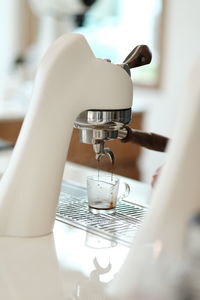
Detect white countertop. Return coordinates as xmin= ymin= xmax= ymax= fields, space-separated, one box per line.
xmin=0 ymin=150 xmax=151 ymax=299
xmin=0 ymin=220 xmax=130 ymax=299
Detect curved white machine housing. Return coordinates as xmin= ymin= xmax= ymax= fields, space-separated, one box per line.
xmin=0 ymin=33 xmax=133 ymax=237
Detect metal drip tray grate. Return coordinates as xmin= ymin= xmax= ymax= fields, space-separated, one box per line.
xmin=56 ymin=181 xmax=148 ymax=246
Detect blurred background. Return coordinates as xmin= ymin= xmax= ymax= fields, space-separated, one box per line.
xmin=0 ymin=0 xmax=200 ymax=183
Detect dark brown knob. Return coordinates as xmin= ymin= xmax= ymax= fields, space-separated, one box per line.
xmin=123 ymin=45 xmax=152 ymax=69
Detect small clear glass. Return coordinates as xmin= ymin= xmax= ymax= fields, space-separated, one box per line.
xmin=87 ymin=175 xmax=130 ymax=214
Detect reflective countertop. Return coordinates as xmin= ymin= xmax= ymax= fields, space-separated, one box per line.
xmin=0 ymin=150 xmax=151 ymax=299
xmin=0 ymin=221 xmax=130 ymax=299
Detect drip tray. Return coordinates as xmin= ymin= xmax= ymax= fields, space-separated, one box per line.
xmin=56 ymin=181 xmax=148 ymax=247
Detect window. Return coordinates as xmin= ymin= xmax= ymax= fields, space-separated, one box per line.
xmin=75 ymin=0 xmax=165 ymax=87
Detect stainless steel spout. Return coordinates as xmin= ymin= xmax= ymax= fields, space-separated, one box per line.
xmin=93 ymin=140 xmax=115 ymax=163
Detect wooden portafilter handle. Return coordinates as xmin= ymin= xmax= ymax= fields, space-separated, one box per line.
xmin=120 ymin=127 xmax=169 ymax=152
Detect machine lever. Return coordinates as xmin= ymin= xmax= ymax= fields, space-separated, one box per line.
xmin=123 ymin=45 xmax=152 ymax=69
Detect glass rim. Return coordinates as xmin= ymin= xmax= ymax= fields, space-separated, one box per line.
xmin=87 ymin=174 xmax=119 ymax=182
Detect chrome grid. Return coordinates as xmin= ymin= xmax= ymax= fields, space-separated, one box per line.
xmin=56 ymin=181 xmax=148 ymax=246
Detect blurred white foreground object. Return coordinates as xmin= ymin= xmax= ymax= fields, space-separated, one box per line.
xmin=108 ymin=60 xmax=200 ymax=299
xmin=0 ymin=0 xmax=30 ymax=80
xmin=28 ymin=0 xmax=96 ymax=65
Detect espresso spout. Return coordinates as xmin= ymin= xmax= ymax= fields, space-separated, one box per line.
xmin=93 ymin=140 xmax=115 ymax=164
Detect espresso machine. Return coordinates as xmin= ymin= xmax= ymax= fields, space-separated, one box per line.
xmin=0 ymin=32 xmax=170 ymax=238
xmin=0 ymin=33 xmax=155 ymax=237
xmin=75 ymin=45 xmax=168 ymax=163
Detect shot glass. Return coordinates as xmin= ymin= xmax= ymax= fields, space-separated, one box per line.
xmin=87 ymin=175 xmax=130 ymax=214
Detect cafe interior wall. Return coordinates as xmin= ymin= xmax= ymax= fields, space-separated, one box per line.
xmin=135 ymin=0 xmax=200 ymax=183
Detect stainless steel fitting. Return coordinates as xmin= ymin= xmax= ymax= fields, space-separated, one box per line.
xmin=74 ymin=108 xmax=131 ymax=162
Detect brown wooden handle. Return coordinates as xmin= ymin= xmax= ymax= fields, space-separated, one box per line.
xmin=121 ymin=128 xmax=169 ymax=152
xmin=123 ymin=45 xmax=152 ymax=69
